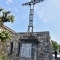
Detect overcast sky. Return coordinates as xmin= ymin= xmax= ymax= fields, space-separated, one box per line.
xmin=0 ymin=0 xmax=60 ymax=44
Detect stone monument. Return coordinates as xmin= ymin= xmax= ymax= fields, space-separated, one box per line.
xmin=7 ymin=31 xmax=53 ymax=60
xmin=7 ymin=0 xmax=53 ymax=60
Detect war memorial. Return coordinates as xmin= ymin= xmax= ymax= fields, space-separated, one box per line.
xmin=0 ymin=0 xmax=53 ymax=60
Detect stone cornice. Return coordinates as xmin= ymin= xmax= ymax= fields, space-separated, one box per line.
xmin=2 ymin=25 xmax=16 ymax=33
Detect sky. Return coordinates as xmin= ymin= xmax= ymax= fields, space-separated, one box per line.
xmin=0 ymin=0 xmax=60 ymax=44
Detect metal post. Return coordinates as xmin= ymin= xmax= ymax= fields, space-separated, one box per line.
xmin=28 ymin=4 xmax=34 ymax=33
xmin=22 ymin=0 xmax=44 ymax=35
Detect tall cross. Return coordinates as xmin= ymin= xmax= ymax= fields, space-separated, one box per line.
xmin=22 ymin=0 xmax=44 ymax=34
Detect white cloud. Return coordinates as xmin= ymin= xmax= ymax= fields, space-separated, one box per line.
xmin=14 ymin=8 xmax=19 ymax=12
xmin=37 ymin=10 xmax=47 ymax=22
xmin=37 ymin=10 xmax=44 ymax=19
xmin=6 ymin=0 xmax=13 ymax=5
xmin=35 ymin=6 xmax=48 ymax=23
xmin=43 ymin=19 xmax=47 ymax=22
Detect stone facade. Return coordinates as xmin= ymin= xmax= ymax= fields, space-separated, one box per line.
xmin=0 ymin=25 xmax=53 ymax=60
xmin=0 ymin=25 xmax=16 ymax=56
xmin=7 ymin=31 xmax=53 ymax=60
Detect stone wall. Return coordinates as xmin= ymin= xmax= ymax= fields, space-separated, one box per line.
xmin=7 ymin=31 xmax=53 ymax=60
xmin=0 ymin=25 xmax=16 ymax=57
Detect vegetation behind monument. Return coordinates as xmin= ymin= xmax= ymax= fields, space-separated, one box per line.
xmin=51 ymin=40 xmax=60 ymax=52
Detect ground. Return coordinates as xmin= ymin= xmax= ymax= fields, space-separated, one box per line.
xmin=53 ymin=54 xmax=60 ymax=60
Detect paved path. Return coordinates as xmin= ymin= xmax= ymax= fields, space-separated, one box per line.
xmin=53 ymin=57 xmax=60 ymax=60
xmin=53 ymin=54 xmax=60 ymax=60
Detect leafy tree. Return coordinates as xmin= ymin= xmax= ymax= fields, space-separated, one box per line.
xmin=0 ymin=8 xmax=14 ymax=59
xmin=0 ymin=30 xmax=11 ymax=59
xmin=58 ymin=45 xmax=60 ymax=52
xmin=0 ymin=8 xmax=14 ymax=41
xmin=0 ymin=8 xmax=14 ymax=26
xmin=51 ymin=40 xmax=59 ymax=50
xmin=0 ymin=30 xmax=10 ymax=42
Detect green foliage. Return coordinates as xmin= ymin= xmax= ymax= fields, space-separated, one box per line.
xmin=59 ymin=45 xmax=60 ymax=52
xmin=0 ymin=15 xmax=14 ymax=22
xmin=0 ymin=21 xmax=2 ymax=25
xmin=6 ymin=15 xmax=14 ymax=23
xmin=0 ymin=15 xmax=3 ymax=26
xmin=0 ymin=8 xmax=14 ymax=26
xmin=0 ymin=56 xmax=8 ymax=60
xmin=51 ymin=40 xmax=59 ymax=50
xmin=0 ymin=8 xmax=14 ymax=42
xmin=0 ymin=30 xmax=10 ymax=42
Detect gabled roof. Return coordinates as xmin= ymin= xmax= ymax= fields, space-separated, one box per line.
xmin=2 ymin=25 xmax=16 ymax=33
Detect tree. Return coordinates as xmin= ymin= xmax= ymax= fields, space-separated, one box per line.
xmin=51 ymin=40 xmax=59 ymax=51
xmin=0 ymin=8 xmax=14 ymax=59
xmin=0 ymin=8 xmax=14 ymax=26
xmin=58 ymin=45 xmax=60 ymax=52
xmin=0 ymin=8 xmax=14 ymax=42
xmin=0 ymin=30 xmax=10 ymax=42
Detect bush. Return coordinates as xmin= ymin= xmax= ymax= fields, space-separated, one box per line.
xmin=0 ymin=30 xmax=10 ymax=42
